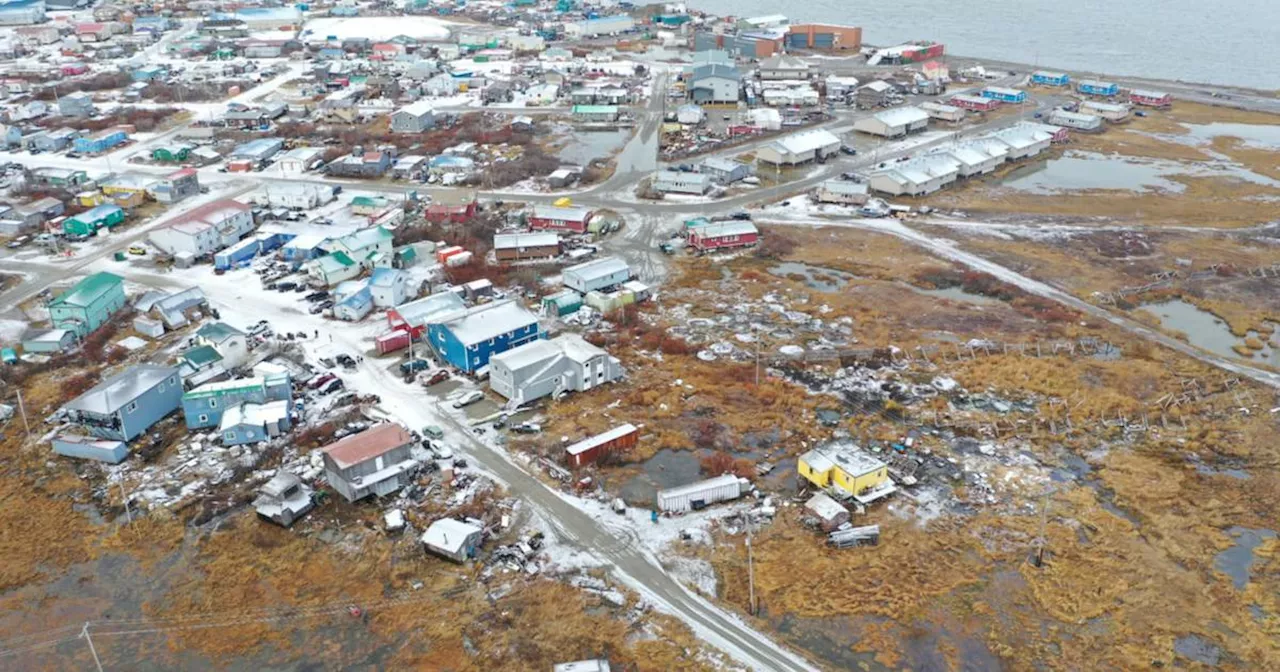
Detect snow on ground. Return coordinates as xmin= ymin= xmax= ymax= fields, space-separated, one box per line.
xmin=301 ymin=16 xmax=457 ymax=44
xmin=0 ymin=318 xmax=27 ymax=342
xmin=665 ymin=555 xmax=719 ymax=598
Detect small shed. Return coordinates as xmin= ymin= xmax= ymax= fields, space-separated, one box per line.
xmin=541 ymin=289 xmax=583 ymax=316
xmin=565 ymin=424 xmax=638 ymax=468
xmin=656 ymin=474 xmax=748 ymax=513
xmin=804 ymin=492 xmax=850 ymax=531
xmin=422 ymin=518 xmax=484 ymax=563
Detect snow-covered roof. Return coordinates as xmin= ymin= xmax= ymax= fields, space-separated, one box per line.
xmin=805 ymin=492 xmax=848 ymax=521
xmin=556 ymin=333 xmax=606 ymax=364
xmin=493 ymin=231 xmax=559 ymax=250
xmin=658 ymin=474 xmax=743 ymax=500
xmin=436 ymin=301 xmax=539 ymax=346
xmin=987 ymin=125 xmax=1052 ymax=149
xmin=772 ymin=128 xmax=841 ymax=155
xmin=566 ymin=424 xmax=636 ymax=457
xmin=564 ymin=255 xmax=630 ymax=283
xmin=700 ymin=157 xmax=744 ymax=173
xmin=532 ymin=204 xmax=592 ymax=222
xmin=421 ymin=518 xmax=482 ymax=554
xmin=220 ymin=399 xmax=289 ymax=430
xmin=490 ymin=337 xmax=562 ymax=374
xmin=872 ymin=106 xmax=929 ymax=128
xmin=690 ymin=221 xmax=758 ymax=239
xmin=392 ymin=291 xmax=466 ymax=327
xmin=64 ymin=365 xmax=177 ymax=416
xmin=819 ymin=180 xmax=869 ymax=196
xmin=395 ymin=99 xmax=436 ymax=117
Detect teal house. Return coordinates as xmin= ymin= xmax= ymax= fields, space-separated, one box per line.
xmin=49 ymin=272 xmax=126 ymax=338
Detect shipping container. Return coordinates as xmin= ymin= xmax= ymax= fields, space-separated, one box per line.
xmin=445 ymin=250 xmax=474 ymax=267
xmin=435 ymin=245 xmax=463 ymax=263
xmin=376 ymin=330 xmax=411 ymax=355
xmin=657 ymin=474 xmax=747 ymax=513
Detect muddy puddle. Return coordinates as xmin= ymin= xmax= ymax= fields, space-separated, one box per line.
xmin=556 ymin=129 xmax=632 ymax=165
xmin=768 ymin=262 xmax=856 ymax=291
xmin=618 ymin=449 xmax=709 ymax=505
xmin=1000 ymin=150 xmax=1280 ymax=193
xmin=1215 ymin=526 xmax=1276 ymax=590
xmin=1141 ymin=299 xmax=1280 ymax=365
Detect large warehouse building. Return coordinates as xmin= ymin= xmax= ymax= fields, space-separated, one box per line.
xmin=0 ymin=0 xmax=46 ymax=26
xmin=786 ymin=24 xmax=862 ymax=51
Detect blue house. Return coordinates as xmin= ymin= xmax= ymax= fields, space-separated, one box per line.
xmin=181 ymin=372 xmax=291 ymax=429
xmin=60 ymin=365 xmax=183 ymax=443
xmin=220 ymin=399 xmax=291 ymax=446
xmin=214 ymin=232 xmax=296 ymax=271
xmin=980 ymin=87 xmax=1027 ymax=103
xmin=427 ymin=301 xmax=542 ymax=374
xmin=333 ymin=285 xmax=374 ymax=322
xmin=1076 ymin=79 xmax=1118 ymax=97
xmin=1031 ymin=71 xmax=1070 ymax=87
xmin=73 ymin=128 xmax=128 ymax=155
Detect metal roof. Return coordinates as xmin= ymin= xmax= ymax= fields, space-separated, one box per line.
xmin=819 ymin=179 xmax=869 ymax=195
xmin=532 ymin=204 xmax=592 ymax=222
xmin=196 ymin=321 xmax=244 ymax=343
xmin=690 ymin=221 xmax=758 ymax=238
xmin=64 ymin=364 xmax=177 ymax=416
xmin=494 ymin=231 xmax=559 ymax=250
xmin=490 ymin=338 xmax=563 ymax=374
xmin=657 ymin=474 xmax=742 ymax=500
xmin=219 ymin=399 xmax=289 ymax=430
xmin=395 ymin=100 xmax=435 ymax=117
xmin=564 ymin=255 xmax=630 ymax=283
xmin=437 ymin=301 xmax=540 ymax=346
xmin=183 ymin=376 xmax=267 ymax=400
xmin=393 ymin=291 xmax=467 ymax=327
xmin=323 ymin=423 xmax=412 ymax=469
xmin=51 ymin=272 xmax=122 ymax=309
xmin=566 ymin=424 xmax=637 ymax=456
xmin=421 ymin=518 xmax=482 ymax=554
xmin=771 ymin=128 xmax=841 ymax=155
xmin=872 ymin=106 xmax=930 ymax=128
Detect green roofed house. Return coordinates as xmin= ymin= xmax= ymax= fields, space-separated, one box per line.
xmin=350 ymin=195 xmax=392 ymax=216
xmin=151 ymin=143 xmax=194 ymax=163
xmin=49 ymin=272 xmax=126 ymax=338
xmin=306 ymin=251 xmax=360 ymax=287
xmin=572 ymin=105 xmax=620 ymax=123
xmin=63 ymin=204 xmax=126 ymax=237
xmin=541 ymin=289 xmax=583 ymax=316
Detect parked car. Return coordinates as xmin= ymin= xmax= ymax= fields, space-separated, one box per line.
xmin=400 ymin=359 xmax=431 ymax=375
xmin=421 ymin=369 xmax=450 ymax=386
xmin=306 ymin=372 xmax=337 ymax=390
xmin=305 ymin=291 xmax=329 ymax=302
xmin=335 ymin=354 xmax=357 ymax=369
xmin=422 ymin=425 xmax=445 ymax=440
xmin=127 ymin=245 xmax=147 ymax=255
xmin=512 ymin=422 xmax=542 ymax=435
xmin=309 ymin=300 xmax=333 ymax=314
xmin=276 ymin=282 xmax=297 ymax=292
xmin=451 ymin=390 xmax=484 ymax=408
xmin=248 ymin=321 xmax=271 ymax=337
xmin=317 ymin=377 xmax=344 ymax=395
xmin=840 ymin=144 xmax=858 ymax=155
xmin=6 ymin=236 xmax=29 ymax=249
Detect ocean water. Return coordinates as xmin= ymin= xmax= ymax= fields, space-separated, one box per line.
xmin=683 ymin=0 xmax=1280 ymax=89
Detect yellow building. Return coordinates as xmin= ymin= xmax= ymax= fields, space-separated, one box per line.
xmin=798 ymin=442 xmax=895 ymax=504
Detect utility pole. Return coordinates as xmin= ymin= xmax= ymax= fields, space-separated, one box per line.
xmin=120 ymin=481 xmax=132 ymax=524
xmin=80 ymin=622 xmax=104 ymax=672
xmin=15 ymin=388 xmax=30 ymax=437
xmin=1030 ymin=488 xmax=1052 ymax=567
xmin=747 ymin=514 xmax=752 ymax=611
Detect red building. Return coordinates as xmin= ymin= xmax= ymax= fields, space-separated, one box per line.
xmin=424 ymin=198 xmax=478 ymax=224
xmin=528 ymin=204 xmax=593 ymax=234
xmin=688 ymin=221 xmax=760 ymax=253
xmin=1130 ymin=89 xmax=1173 ymax=109
xmin=949 ymin=94 xmax=1000 ymax=112
xmin=566 ymin=424 xmax=638 ymax=468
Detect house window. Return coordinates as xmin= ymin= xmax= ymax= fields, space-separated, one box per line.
xmin=225 ymin=431 xmax=236 ymax=441
xmin=209 ymin=398 xmax=218 ymax=408
xmin=126 ymin=401 xmax=137 ymax=414
xmin=158 ymin=383 xmax=164 ymax=393
xmin=199 ymin=414 xmax=209 ymax=423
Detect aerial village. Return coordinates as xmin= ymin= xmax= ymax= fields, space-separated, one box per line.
xmin=0 ymin=1 xmax=1277 ymax=670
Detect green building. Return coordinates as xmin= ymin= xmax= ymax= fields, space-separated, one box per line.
xmin=151 ymin=144 xmax=193 ymax=163
xmin=63 ymin=204 xmax=125 ymax=237
xmin=49 ymin=272 xmax=126 ymax=337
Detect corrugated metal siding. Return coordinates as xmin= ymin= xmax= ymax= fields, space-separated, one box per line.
xmin=813 ymin=33 xmax=835 ymax=48
xmin=786 ymin=33 xmax=807 ymax=48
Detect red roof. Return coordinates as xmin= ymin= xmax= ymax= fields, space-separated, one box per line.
xmin=168 ymin=168 xmax=197 ymax=179
xmin=75 ymin=23 xmax=106 ymax=34
xmin=322 ymin=424 xmax=413 ymax=469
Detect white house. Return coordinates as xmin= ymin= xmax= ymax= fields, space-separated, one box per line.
xmin=1047 ymin=109 xmax=1103 ymax=132
xmin=369 ymin=267 xmax=411 ymax=308
xmin=940 ymin=140 xmax=1008 ymax=177
xmin=264 ymin=183 xmax=336 ymax=209
xmin=758 ymin=54 xmax=810 ymax=81
xmin=194 ymin=322 xmax=250 ymax=370
xmin=868 ymin=155 xmax=959 ymax=196
xmin=920 ymin=101 xmax=966 ymax=123
xmin=986 ymin=125 xmax=1053 ymax=159
xmin=755 ymin=129 xmax=841 ymax=166
xmin=852 ymin=106 xmax=930 ymax=137
xmin=149 ymin=200 xmax=254 ymax=258
xmin=275 ymin=147 xmax=326 ymax=176
xmin=652 ymin=170 xmax=712 ymax=195
xmin=489 ymin=333 xmax=623 ymax=404
xmin=814 ymin=180 xmax=870 ymax=205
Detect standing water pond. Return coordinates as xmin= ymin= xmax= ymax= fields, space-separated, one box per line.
xmin=1141 ymin=299 xmax=1279 ymax=365
xmin=1001 ymin=151 xmax=1280 ymax=194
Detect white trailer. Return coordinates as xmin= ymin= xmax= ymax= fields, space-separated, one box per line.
xmin=656 ymin=474 xmax=748 ymax=513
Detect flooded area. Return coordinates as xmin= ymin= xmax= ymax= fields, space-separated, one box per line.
xmin=555 ymin=129 xmax=632 ymax=165
xmin=617 ymin=449 xmax=708 ymax=505
xmin=768 ymin=262 xmax=856 ymax=291
xmin=1181 ymin=122 xmax=1280 ymax=149
xmin=1140 ymin=299 xmax=1280 ymax=365
xmin=1000 ymin=151 xmax=1280 ymax=194
xmin=1214 ymin=526 xmax=1276 ymax=590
